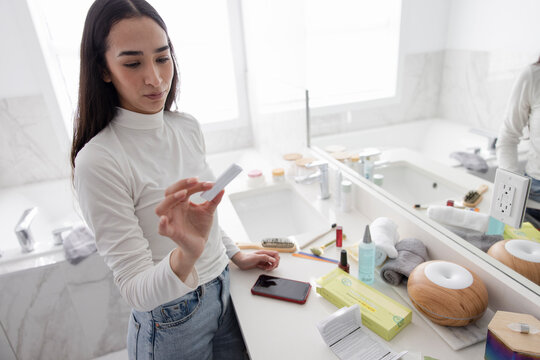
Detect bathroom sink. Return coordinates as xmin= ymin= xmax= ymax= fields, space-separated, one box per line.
xmin=374 ymin=161 xmax=468 ymax=206
xmin=225 ymin=183 xmax=331 ymax=244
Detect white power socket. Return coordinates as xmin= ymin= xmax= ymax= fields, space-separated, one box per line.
xmin=489 ymin=168 xmax=531 ymax=228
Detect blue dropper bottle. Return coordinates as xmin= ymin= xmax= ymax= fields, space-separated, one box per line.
xmin=358 ymin=225 xmax=375 ymax=285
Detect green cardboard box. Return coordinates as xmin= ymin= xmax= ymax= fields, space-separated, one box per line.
xmin=316 ymin=268 xmax=412 ymax=341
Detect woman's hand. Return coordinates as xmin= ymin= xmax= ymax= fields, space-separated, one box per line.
xmin=231 ymin=250 xmax=280 ymax=271
xmin=155 ymin=177 xmax=224 ymax=260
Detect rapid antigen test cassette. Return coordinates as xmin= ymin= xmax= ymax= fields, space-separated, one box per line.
xmin=201 ymin=163 xmax=243 ymax=201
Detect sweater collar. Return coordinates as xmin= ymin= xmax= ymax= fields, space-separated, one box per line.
xmin=114 ymin=107 xmax=164 ymax=129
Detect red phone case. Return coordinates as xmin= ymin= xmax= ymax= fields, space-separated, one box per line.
xmin=251 ymin=275 xmax=311 ymax=304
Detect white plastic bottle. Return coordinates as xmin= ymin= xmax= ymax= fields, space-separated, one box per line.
xmin=340 ymin=180 xmax=352 ymax=212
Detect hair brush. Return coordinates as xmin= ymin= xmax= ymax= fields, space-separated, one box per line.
xmin=463 ymin=184 xmax=488 ymax=207
xmin=236 ymin=238 xmax=297 ymax=252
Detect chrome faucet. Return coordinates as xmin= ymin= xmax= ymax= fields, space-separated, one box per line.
xmin=52 ymin=225 xmax=74 ymax=245
xmin=14 ymin=207 xmax=38 ymax=252
xmin=470 ymin=128 xmax=498 ymax=155
xmin=295 ymin=160 xmax=330 ymax=199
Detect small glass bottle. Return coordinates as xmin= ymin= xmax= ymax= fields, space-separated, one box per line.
xmin=295 ymin=157 xmax=316 ymax=177
xmin=272 ymin=168 xmax=285 ymax=183
xmin=349 ymin=153 xmax=362 ymax=175
xmin=363 ymin=155 xmax=374 ymax=181
xmin=335 ymin=225 xmax=343 ymax=256
xmin=282 ymin=153 xmax=302 ymax=179
xmin=358 ymin=225 xmax=375 ymax=285
xmin=338 ymin=249 xmax=350 ymax=273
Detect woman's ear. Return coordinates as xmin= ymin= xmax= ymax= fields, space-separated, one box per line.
xmin=102 ymin=68 xmax=112 ymax=83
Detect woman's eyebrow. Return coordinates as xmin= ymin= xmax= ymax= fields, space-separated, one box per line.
xmin=155 ymin=45 xmax=169 ymax=53
xmin=117 ymin=45 xmax=169 ymax=57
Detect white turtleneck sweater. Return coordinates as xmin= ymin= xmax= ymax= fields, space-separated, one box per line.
xmin=74 ymin=108 xmax=239 ymax=312
xmin=497 ymin=63 xmax=540 ymax=180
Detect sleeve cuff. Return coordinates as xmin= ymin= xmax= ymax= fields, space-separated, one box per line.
xmin=164 ymin=249 xmax=199 ymax=290
xmin=227 ymin=247 xmax=241 ymax=260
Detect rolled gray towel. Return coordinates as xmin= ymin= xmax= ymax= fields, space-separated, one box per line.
xmin=380 ymin=238 xmax=428 ymax=286
xmin=450 ymin=151 xmax=488 ymax=173
xmin=450 ymin=228 xmax=503 ymax=252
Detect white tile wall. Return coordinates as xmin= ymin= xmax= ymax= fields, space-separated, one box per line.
xmin=0 ymin=95 xmax=69 ymax=188
xmin=439 ymin=49 xmax=538 ymax=132
xmin=309 ymin=50 xmax=538 ymax=138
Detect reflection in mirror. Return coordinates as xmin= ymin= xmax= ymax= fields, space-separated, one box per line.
xmin=307 ymin=0 xmax=540 ymax=294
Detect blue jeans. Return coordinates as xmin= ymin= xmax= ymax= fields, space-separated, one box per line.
xmin=528 ymin=175 xmax=540 ymax=202
xmin=525 ymin=174 xmax=540 ymax=226
xmin=127 ymin=266 xmax=246 ymax=359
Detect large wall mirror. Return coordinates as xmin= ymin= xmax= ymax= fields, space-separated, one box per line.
xmin=307 ymin=0 xmax=540 ymax=295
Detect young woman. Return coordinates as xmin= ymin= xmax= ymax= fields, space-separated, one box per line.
xmin=71 ymin=1 xmax=280 ymax=358
xmin=497 ymin=58 xmax=540 ymax=225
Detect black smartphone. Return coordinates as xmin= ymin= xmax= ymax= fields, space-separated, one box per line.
xmin=251 ymin=274 xmax=311 ymax=304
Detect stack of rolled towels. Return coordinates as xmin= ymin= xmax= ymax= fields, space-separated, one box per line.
xmin=370 ymin=217 xmax=430 ymax=286
xmin=380 ymin=238 xmax=429 ymax=286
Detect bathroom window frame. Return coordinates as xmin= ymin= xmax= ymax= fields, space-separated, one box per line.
xmin=28 ymin=0 xmax=251 ymax=137
xmin=306 ymin=0 xmax=404 ymax=116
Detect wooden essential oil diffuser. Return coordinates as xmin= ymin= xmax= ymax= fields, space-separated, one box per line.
xmin=488 ymin=239 xmax=540 ymax=285
xmin=407 ymin=260 xmax=488 ymax=327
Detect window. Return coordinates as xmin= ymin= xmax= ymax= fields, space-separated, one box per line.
xmin=306 ymin=0 xmax=402 ymax=108
xmin=34 ymin=0 xmax=246 ymax=127
xmin=34 ymin=0 xmax=401 ymax=128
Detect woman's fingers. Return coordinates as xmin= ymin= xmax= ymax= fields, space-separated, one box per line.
xmin=253 ymin=252 xmax=280 ymax=270
xmin=254 ymin=250 xmax=280 ymax=261
xmin=204 ymin=190 xmax=225 ymax=212
xmin=186 ymin=181 xmax=213 ymax=198
xmin=156 ymin=182 xmax=214 ymax=216
xmin=158 ymin=215 xmax=170 ymax=237
xmin=164 ymin=177 xmax=198 ymax=196
xmin=155 ymin=189 xmax=188 ymax=216
xmin=164 ymin=177 xmax=212 ymax=197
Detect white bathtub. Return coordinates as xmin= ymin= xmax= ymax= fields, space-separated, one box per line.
xmin=311 ymin=118 xmax=528 ymax=180
xmin=0 ymin=179 xmax=129 ymax=360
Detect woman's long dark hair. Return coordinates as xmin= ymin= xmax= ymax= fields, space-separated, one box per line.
xmin=71 ymin=0 xmax=179 ymax=172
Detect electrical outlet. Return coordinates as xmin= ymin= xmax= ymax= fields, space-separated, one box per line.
xmin=489 ymin=168 xmax=531 ymax=229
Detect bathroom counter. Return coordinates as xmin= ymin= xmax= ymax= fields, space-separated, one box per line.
xmin=229 ymin=256 xmax=486 ymax=360
xmin=214 ymin=149 xmax=487 ymax=359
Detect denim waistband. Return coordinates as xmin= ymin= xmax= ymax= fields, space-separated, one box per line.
xmin=203 ymin=264 xmax=228 ymax=288
xmin=134 ymin=265 xmax=229 ymax=322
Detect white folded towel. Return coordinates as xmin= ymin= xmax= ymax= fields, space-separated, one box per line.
xmin=427 ymin=206 xmax=490 ymax=233
xmin=370 ymin=217 xmax=399 ymax=259
xmin=63 ymin=225 xmax=97 ymax=265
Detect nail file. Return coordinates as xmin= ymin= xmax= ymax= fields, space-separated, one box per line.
xmin=201 ymin=163 xmax=243 ymax=201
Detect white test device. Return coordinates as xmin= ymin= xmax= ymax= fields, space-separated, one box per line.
xmin=201 ymin=163 xmax=243 ymax=201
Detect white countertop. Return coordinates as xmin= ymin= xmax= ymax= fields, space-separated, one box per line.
xmin=214 ymin=149 xmax=486 ymax=360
